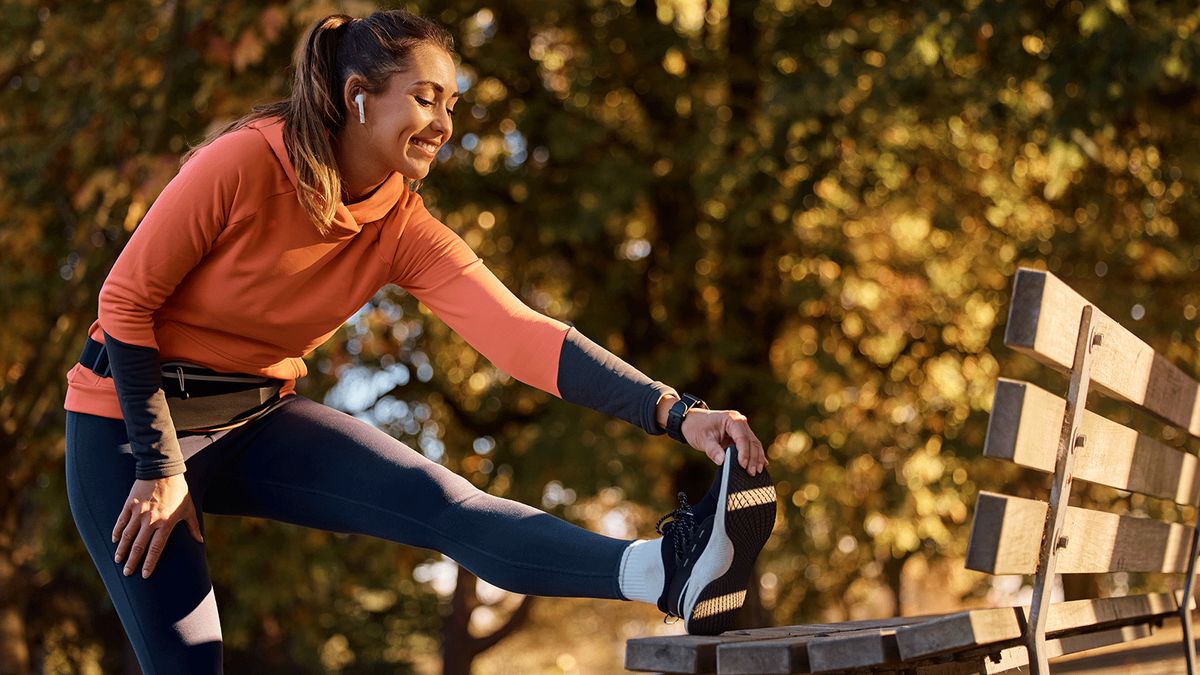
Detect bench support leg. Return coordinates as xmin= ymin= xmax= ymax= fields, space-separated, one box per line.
xmin=1025 ymin=305 xmax=1099 ymax=675
xmin=1181 ymin=524 xmax=1200 ymax=674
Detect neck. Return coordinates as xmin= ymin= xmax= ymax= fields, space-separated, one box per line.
xmin=334 ymin=126 xmax=391 ymax=202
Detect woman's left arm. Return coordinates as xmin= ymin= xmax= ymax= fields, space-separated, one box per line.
xmin=391 ymin=205 xmax=767 ymax=474
xmin=393 ymin=208 xmax=673 ymax=435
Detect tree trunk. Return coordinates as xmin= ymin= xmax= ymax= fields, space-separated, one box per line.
xmin=0 ymin=549 xmax=29 ymax=675
xmin=883 ymin=552 xmax=908 ymax=617
xmin=440 ymin=566 xmax=476 ymax=675
xmin=441 ymin=566 xmax=535 ymax=675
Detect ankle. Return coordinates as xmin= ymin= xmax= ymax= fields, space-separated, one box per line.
xmin=617 ymin=539 xmax=666 ymax=605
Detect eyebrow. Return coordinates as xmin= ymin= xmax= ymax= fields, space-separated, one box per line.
xmin=412 ymin=80 xmax=461 ymax=99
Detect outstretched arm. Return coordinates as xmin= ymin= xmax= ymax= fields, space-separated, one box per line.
xmin=392 ymin=209 xmax=675 ymax=434
xmin=391 ymin=204 xmax=769 ymax=474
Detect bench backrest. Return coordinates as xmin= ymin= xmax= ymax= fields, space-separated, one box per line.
xmin=965 ymin=267 xmax=1200 ymax=672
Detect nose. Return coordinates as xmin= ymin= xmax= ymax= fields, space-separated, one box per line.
xmin=431 ymin=107 xmax=452 ymax=140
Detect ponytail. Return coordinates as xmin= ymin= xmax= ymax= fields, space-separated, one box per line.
xmin=283 ymin=14 xmax=352 ymax=235
xmin=183 ymin=11 xmax=455 ymax=237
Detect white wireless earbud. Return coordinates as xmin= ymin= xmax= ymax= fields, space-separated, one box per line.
xmin=354 ymin=93 xmax=365 ymax=124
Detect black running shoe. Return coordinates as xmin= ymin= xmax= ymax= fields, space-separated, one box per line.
xmin=659 ymin=444 xmax=776 ymax=635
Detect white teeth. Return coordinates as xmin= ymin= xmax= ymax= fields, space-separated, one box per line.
xmin=410 ymin=139 xmax=437 ymax=153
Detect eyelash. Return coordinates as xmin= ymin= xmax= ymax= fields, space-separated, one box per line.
xmin=415 ymin=96 xmax=455 ymax=117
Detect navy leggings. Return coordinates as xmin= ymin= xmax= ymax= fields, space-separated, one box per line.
xmin=65 ymin=395 xmax=632 ymax=674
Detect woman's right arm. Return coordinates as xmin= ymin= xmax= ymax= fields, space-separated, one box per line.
xmin=98 ymin=130 xmax=257 ymax=479
xmin=100 ymin=129 xmax=262 ymax=579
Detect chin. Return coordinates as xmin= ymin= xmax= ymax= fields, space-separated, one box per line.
xmin=397 ymin=163 xmax=431 ymax=181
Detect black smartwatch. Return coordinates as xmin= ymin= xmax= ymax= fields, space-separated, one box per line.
xmin=666 ymin=393 xmax=708 ymax=444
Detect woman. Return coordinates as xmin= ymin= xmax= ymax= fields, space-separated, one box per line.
xmin=64 ymin=10 xmax=775 ymax=672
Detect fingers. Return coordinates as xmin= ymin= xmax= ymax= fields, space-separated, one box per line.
xmin=725 ymin=413 xmax=768 ymax=476
xmin=112 ymin=506 xmax=203 ymax=580
xmin=123 ymin=521 xmax=154 ymax=577
xmin=113 ymin=503 xmax=138 ymax=565
xmin=111 ymin=505 xmax=131 ymax=544
xmin=141 ymin=526 xmax=172 ymax=578
xmin=186 ymin=513 xmax=205 ymax=544
xmin=680 ymin=407 xmax=769 ymax=475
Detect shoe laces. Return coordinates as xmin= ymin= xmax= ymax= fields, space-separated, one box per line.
xmin=655 ymin=491 xmax=697 ymax=565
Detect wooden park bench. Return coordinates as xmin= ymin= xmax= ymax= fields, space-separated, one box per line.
xmin=626 ymin=266 xmax=1200 ymax=674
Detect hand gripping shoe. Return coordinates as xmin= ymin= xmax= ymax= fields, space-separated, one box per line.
xmin=655 ymin=444 xmax=776 ymax=635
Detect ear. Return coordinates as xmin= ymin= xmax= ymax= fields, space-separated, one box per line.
xmin=342 ymin=74 xmax=368 ymax=112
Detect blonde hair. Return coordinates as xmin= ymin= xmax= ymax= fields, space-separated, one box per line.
xmin=184 ymin=11 xmax=455 ymax=236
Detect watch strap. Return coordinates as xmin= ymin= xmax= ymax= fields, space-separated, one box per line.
xmin=666 ymin=393 xmax=707 ymax=443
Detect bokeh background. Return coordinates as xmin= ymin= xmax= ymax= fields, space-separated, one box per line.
xmin=3 ymin=0 xmax=1199 ymax=673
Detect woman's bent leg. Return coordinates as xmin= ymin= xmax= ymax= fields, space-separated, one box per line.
xmin=65 ymin=412 xmax=223 ymax=674
xmin=203 ymin=397 xmax=631 ymax=599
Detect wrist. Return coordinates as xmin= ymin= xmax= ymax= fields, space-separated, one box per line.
xmin=665 ymin=393 xmax=708 ymax=443
xmin=656 ymin=394 xmax=680 ymax=430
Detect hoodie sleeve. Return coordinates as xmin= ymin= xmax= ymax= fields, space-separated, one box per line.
xmin=104 ymin=332 xmax=186 ymax=479
xmin=96 ymin=131 xmax=259 ymax=477
xmin=391 ymin=206 xmax=676 ymax=435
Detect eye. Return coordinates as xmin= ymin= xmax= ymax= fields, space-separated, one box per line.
xmin=446 ymin=107 xmax=456 ymax=117
xmin=414 ymin=96 xmax=434 ymax=107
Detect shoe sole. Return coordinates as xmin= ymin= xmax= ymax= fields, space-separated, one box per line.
xmin=681 ymin=445 xmax=776 ymax=635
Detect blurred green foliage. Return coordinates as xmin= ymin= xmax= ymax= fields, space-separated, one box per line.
xmin=1 ymin=0 xmax=1198 ymax=672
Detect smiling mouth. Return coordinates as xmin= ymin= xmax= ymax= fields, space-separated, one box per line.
xmin=409 ymin=138 xmax=438 ymax=156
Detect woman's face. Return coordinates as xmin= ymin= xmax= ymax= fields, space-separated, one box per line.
xmin=358 ymin=44 xmax=458 ymax=181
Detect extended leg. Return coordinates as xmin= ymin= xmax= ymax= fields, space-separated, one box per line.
xmin=202 ymin=397 xmax=630 ymax=599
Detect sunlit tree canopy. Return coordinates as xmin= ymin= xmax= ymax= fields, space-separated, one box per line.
xmin=2 ymin=0 xmax=1197 ymax=671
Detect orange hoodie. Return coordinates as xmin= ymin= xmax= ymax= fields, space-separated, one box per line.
xmin=65 ymin=117 xmax=574 ymax=419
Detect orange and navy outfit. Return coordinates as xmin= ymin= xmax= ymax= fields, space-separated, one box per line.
xmin=65 ymin=116 xmax=676 ymax=479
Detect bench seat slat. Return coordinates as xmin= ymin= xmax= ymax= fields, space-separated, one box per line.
xmin=1005 ymin=267 xmax=1200 ymax=437
xmin=625 ymin=618 xmax=930 ymax=674
xmin=713 ymin=607 xmax=1162 ymax=675
xmin=806 ymin=626 xmax=902 ymax=672
xmin=895 ymin=593 xmax=1179 ymax=660
xmin=948 ymin=623 xmax=1157 ymax=675
xmin=715 ymin=615 xmax=992 ymax=674
xmin=626 ymin=633 xmax=783 ymax=674
xmin=714 ymin=622 xmax=920 ymax=675
xmin=986 ymin=378 xmax=1200 ymax=506
xmin=966 ymin=492 xmax=1194 ymax=574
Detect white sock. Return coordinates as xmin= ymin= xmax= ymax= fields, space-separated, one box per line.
xmin=618 ymin=538 xmax=665 ymax=604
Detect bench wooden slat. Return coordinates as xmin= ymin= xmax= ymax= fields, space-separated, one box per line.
xmin=986 ymin=378 xmax=1200 ymax=506
xmin=714 ymin=625 xmax=896 ymax=675
xmin=978 ymin=623 xmax=1155 ymax=674
xmin=966 ymin=492 xmax=1194 ymax=574
xmin=626 ymin=633 xmax=787 ymax=674
xmin=917 ymin=661 xmax=996 ymax=675
xmin=717 ymin=615 xmax=999 ymax=674
xmin=1005 ymin=267 xmax=1200 ymax=436
xmin=716 ymin=603 xmax=1164 ymax=675
xmin=714 ymin=620 xmax=925 ymax=675
xmin=894 ymin=592 xmax=1178 ymax=661
xmin=717 ymin=617 xmax=957 ymax=675
xmin=806 ymin=626 xmax=903 ymax=672
xmin=896 ymin=606 xmax=1023 ymax=661
xmin=626 ymin=619 xmax=924 ymax=674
